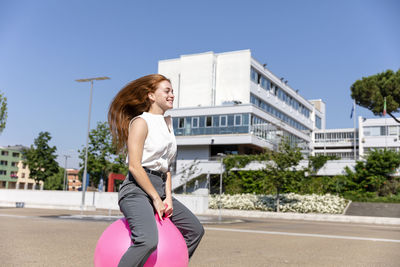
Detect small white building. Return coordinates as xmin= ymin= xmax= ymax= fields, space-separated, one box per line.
xmin=313 ymin=128 xmax=358 ymax=159
xmin=159 ymin=49 xmax=326 ymax=189
xmin=359 ymin=116 xmax=400 ymax=155
xmin=313 ymin=116 xmax=400 ymax=160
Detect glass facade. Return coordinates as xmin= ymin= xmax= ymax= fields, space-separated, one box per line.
xmin=250 ymin=94 xmax=309 ymax=131
xmin=251 ymin=67 xmax=311 ymax=118
xmin=315 ymin=115 xmax=322 ymax=129
xmin=172 ymin=113 xmax=304 ymax=145
xmin=173 ymin=113 xmax=250 ymax=136
xmin=315 ymin=131 xmax=358 ymax=143
xmin=364 ymin=126 xmax=399 ymax=137
xmin=315 ymin=152 xmax=357 ymax=159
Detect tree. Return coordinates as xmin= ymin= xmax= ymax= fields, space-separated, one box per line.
xmin=265 ymin=138 xmax=303 ymax=211
xmin=78 ymin=121 xmax=128 ymax=188
xmin=180 ymin=159 xmax=199 ymax=193
xmin=351 ymin=69 xmax=400 ymax=122
xmin=23 ymin=132 xmax=59 ymax=188
xmin=0 ymin=92 xmax=7 ymax=133
xmin=44 ymin=167 xmax=64 ymax=190
xmin=308 ymin=154 xmax=340 ymax=175
xmin=345 ymin=149 xmax=400 ymax=196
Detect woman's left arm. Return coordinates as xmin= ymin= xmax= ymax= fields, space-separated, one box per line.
xmin=163 ymin=171 xmax=173 ymax=217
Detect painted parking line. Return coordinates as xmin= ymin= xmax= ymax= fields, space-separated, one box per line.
xmin=205 ymin=227 xmax=400 ymax=243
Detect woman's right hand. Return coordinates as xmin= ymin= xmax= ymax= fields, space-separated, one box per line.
xmin=152 ymin=196 xmax=166 ymax=220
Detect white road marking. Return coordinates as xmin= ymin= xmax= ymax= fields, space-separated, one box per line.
xmin=0 ymin=214 xmax=31 ymax=219
xmin=205 ymin=227 xmax=400 ymax=243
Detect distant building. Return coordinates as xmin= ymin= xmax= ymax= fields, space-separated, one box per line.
xmin=359 ymin=116 xmax=400 ymax=155
xmin=66 ymin=169 xmax=81 ymax=191
xmin=0 ymin=145 xmax=42 ymax=190
xmin=312 ymin=116 xmax=400 ymax=160
xmin=313 ymin=128 xmax=358 ymax=159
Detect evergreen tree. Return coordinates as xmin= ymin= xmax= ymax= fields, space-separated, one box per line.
xmin=351 ymin=69 xmax=400 ymax=122
xmin=345 ymin=149 xmax=400 ymax=196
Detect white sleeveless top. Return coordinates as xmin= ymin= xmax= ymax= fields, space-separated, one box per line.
xmin=128 ymin=112 xmax=177 ymax=173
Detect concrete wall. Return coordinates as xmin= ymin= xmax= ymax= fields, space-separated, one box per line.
xmin=159 ymin=50 xmax=251 ymax=109
xmin=215 ymin=50 xmax=251 ymax=105
xmin=0 ymin=189 xmax=209 ymax=215
xmin=158 ymin=58 xmax=181 ymax=108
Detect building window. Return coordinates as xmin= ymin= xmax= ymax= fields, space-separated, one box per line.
xmin=10 ymin=171 xmax=17 ymax=178
xmin=234 ymin=114 xmax=242 ymax=126
xmin=250 ymin=67 xmax=258 ymax=83
xmin=315 ymin=115 xmax=322 ymax=129
xmin=192 ymin=117 xmax=199 ymax=128
xmin=0 ymin=170 xmax=6 ymax=175
xmin=227 ymin=115 xmax=234 ymax=126
xmin=0 ymin=160 xmax=7 ymax=166
xmin=220 ymin=116 xmax=227 ymax=127
xmin=389 ymin=126 xmax=397 ymax=136
xmin=12 ymin=152 xmax=19 ymax=157
xmin=22 ymin=173 xmax=25 ymax=178
xmin=364 ymin=126 xmax=387 ymax=136
xmin=22 ymin=164 xmax=26 ymax=169
xmin=11 ymin=162 xmax=18 ymax=167
xmin=178 ymin=118 xmax=185 ymax=128
xmin=1 ymin=151 xmax=8 ymax=156
xmin=212 ymin=115 xmax=219 ymax=127
xmin=206 ymin=116 xmax=212 ymax=127
xmin=260 ymin=76 xmax=269 ymax=90
xmin=250 ymin=94 xmax=309 ymax=131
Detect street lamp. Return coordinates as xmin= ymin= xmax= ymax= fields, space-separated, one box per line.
xmin=76 ymin=76 xmax=110 ymax=209
xmin=217 ymin=152 xmax=226 ymax=221
xmin=63 ymin=154 xmax=71 ymax=191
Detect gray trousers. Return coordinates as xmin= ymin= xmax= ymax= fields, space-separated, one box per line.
xmin=118 ymin=172 xmax=204 ymax=267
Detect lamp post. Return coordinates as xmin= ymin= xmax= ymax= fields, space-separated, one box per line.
xmin=63 ymin=154 xmax=71 ymax=191
xmin=75 ymin=76 xmax=110 ymax=209
xmin=217 ymin=152 xmax=226 ymax=221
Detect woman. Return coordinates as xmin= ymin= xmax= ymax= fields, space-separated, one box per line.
xmin=108 ymin=74 xmax=204 ymax=267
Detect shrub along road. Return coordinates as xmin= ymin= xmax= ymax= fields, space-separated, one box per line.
xmin=0 ymin=207 xmax=399 ymax=266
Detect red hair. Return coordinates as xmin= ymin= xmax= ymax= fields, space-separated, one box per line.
xmin=108 ymin=74 xmax=170 ymax=153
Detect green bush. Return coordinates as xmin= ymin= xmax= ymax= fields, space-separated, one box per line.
xmin=343 ymin=191 xmax=400 ymax=203
xmin=222 ymin=148 xmax=400 ymax=203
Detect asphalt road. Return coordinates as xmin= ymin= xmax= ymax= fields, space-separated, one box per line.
xmin=0 ymin=208 xmax=399 ymax=267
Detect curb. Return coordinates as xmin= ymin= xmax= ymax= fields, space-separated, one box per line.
xmin=200 ymin=209 xmax=400 ymax=226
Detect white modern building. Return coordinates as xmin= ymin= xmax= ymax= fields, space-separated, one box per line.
xmin=312 ymin=116 xmax=400 ymax=160
xmin=159 ymin=49 xmax=326 ymax=190
xmin=313 ymin=128 xmax=358 ymax=159
xmin=359 ymin=116 xmax=400 ymax=155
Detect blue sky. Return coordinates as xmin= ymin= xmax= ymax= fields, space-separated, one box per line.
xmin=1 ymin=0 xmax=399 ymax=169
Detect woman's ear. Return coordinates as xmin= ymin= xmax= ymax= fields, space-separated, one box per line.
xmin=148 ymin=92 xmax=155 ymax=102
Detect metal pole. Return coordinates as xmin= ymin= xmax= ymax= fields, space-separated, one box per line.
xmin=324 ymin=128 xmax=326 ymax=156
xmin=219 ymin=156 xmax=223 ymax=196
xmin=63 ymin=157 xmax=67 ymax=191
xmin=81 ymin=80 xmax=94 ymax=208
xmin=217 ymin=153 xmax=225 ymax=222
xmin=353 ymin=100 xmax=356 ymax=160
xmin=63 ymin=155 xmax=70 ymax=191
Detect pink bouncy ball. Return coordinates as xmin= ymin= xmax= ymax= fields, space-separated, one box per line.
xmin=94 ymin=215 xmax=189 ymax=267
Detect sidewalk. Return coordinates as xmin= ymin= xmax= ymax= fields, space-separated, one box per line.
xmin=2 ymin=203 xmax=400 ymax=226
xmin=201 ymin=208 xmax=400 ymax=226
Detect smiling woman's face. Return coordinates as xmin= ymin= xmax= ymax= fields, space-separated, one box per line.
xmin=150 ymin=80 xmax=174 ymax=111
